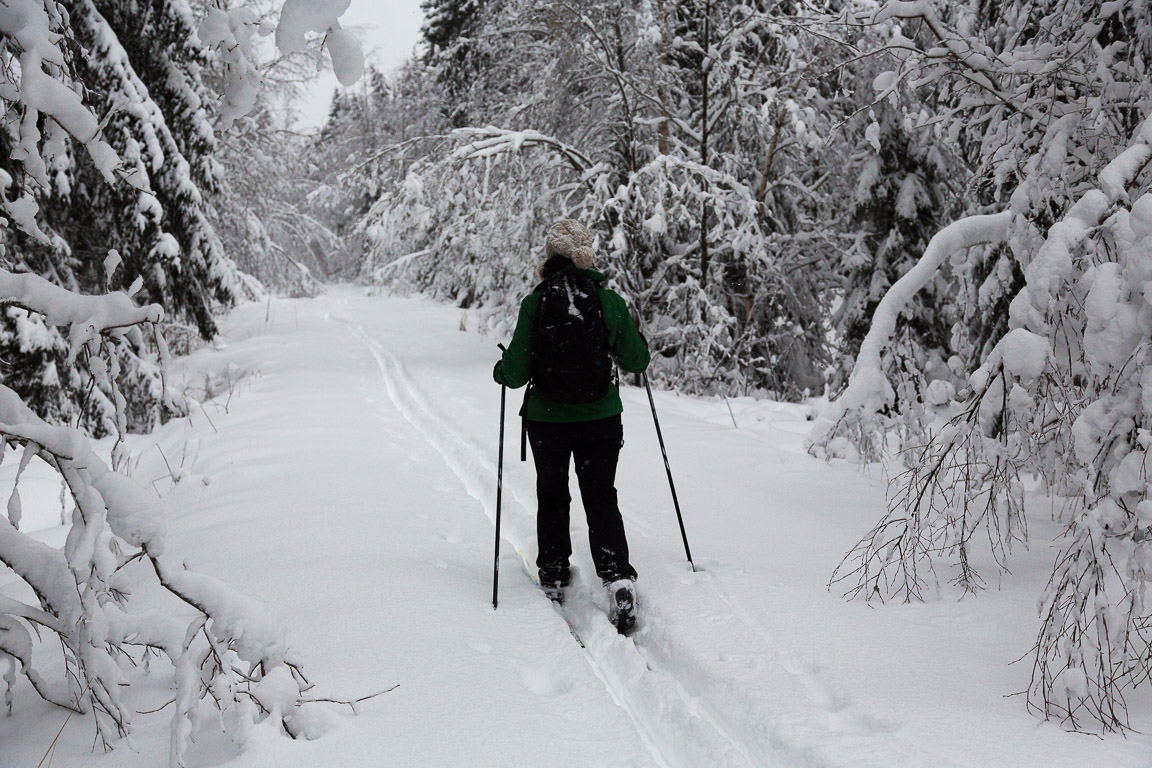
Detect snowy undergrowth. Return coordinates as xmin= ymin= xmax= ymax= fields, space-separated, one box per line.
xmin=5 ymin=288 xmax=1147 ymax=767
xmin=0 ymin=4 xmax=372 ymax=764
xmin=813 ymin=109 xmax=1152 ymax=729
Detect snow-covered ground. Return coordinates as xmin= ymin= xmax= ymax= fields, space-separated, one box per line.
xmin=2 ymin=287 xmax=1150 ymax=767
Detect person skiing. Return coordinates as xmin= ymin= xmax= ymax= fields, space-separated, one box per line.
xmin=493 ymin=219 xmax=650 ymax=633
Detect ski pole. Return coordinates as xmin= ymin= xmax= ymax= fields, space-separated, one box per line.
xmin=493 ymin=344 xmax=508 ymax=610
xmin=643 ymin=372 xmax=695 ymax=571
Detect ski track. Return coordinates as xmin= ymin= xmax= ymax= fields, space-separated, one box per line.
xmin=339 ymin=315 xmax=966 ymax=768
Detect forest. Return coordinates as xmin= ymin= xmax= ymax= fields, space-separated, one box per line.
xmin=0 ymin=0 xmax=1151 ymax=763
xmin=335 ymin=0 xmax=1152 ymax=732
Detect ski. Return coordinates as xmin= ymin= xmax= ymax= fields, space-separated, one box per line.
xmin=517 ymin=550 xmax=585 ymax=647
xmin=553 ymin=603 xmax=586 ymax=648
xmin=516 ymin=551 xmax=641 ymax=640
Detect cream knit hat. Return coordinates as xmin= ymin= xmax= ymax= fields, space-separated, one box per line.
xmin=544 ymin=219 xmax=597 ymax=271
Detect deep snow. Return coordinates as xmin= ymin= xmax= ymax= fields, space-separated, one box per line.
xmin=1 ymin=287 xmax=1149 ymax=767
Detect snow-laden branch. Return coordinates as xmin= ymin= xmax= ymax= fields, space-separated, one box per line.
xmin=812 ymin=115 xmax=1152 ymax=461
xmin=449 ymin=127 xmax=601 ymax=175
xmin=0 ymin=355 xmax=318 ymax=766
xmin=0 ymin=266 xmax=325 ymax=763
xmin=808 ymin=210 xmax=1013 ymax=451
xmin=1009 ymin=119 xmax=1152 ymax=334
xmin=0 ymin=0 xmax=120 ymax=240
xmin=0 ymin=0 xmax=363 ymax=240
xmin=827 ymin=109 xmax=1152 ymax=729
xmin=1021 ymin=117 xmax=1152 ymax=730
xmin=197 ymin=0 xmax=362 ymax=128
xmin=0 ymin=268 xmax=162 ymax=362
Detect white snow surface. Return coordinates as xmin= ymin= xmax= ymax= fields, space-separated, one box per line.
xmin=1 ymin=288 xmax=1149 ymax=767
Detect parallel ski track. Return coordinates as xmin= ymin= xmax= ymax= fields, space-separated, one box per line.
xmin=342 ymin=316 xmax=967 ymax=768
xmin=345 ymin=321 xmax=757 ymax=768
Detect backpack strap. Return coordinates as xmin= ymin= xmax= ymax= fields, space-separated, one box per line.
xmin=520 ymin=273 xmax=553 ymax=462
xmin=520 ymin=383 xmax=530 ymax=463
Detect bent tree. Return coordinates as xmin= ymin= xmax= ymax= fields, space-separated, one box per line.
xmin=811 ymin=0 xmax=1152 ymax=732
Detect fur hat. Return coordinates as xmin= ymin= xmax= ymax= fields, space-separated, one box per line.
xmin=544 ymin=219 xmax=597 ymax=271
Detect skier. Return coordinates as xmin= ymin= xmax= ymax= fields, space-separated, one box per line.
xmin=493 ymin=219 xmax=651 ymax=633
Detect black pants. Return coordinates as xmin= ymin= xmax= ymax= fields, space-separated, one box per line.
xmin=526 ymin=415 xmax=637 ymax=587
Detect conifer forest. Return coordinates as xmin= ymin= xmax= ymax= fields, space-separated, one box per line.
xmin=2 ymin=1 xmax=1152 ymax=766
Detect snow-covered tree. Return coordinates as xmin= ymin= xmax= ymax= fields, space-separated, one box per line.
xmin=420 ymin=0 xmax=490 ymax=126
xmin=812 ymin=0 xmax=1152 ymax=731
xmin=0 ymin=0 xmax=213 ymax=435
xmin=196 ymin=0 xmax=337 ymax=297
xmin=834 ymin=105 xmax=958 ymax=400
xmin=0 ymin=2 xmax=365 ymax=763
xmin=357 ymin=0 xmax=856 ymax=399
xmin=68 ymin=0 xmax=242 ymax=336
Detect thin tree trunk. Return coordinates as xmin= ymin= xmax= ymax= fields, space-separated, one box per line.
xmin=656 ymin=0 xmax=670 ymax=156
xmin=614 ymin=17 xmax=637 ymax=173
xmin=756 ymin=107 xmax=787 ymax=213
xmin=747 ymin=108 xmax=788 ymax=327
xmin=699 ymin=0 xmax=712 ymax=288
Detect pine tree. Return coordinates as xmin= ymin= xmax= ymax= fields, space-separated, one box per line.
xmin=66 ymin=0 xmax=239 ymax=337
xmin=0 ymin=0 xmax=243 ymax=434
xmin=420 ymin=0 xmax=490 ymax=126
xmin=835 ymin=106 xmax=957 ymax=397
xmin=421 ymin=0 xmax=486 ymax=59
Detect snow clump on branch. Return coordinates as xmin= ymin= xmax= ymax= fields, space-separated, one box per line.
xmin=815 ymin=0 xmax=1152 ymax=730
xmin=0 ymin=1 xmax=366 ymax=764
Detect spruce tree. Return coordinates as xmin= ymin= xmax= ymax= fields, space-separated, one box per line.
xmin=420 ymin=0 xmax=490 ymax=126
xmin=67 ymin=0 xmax=238 ymax=337
xmin=0 ymin=0 xmax=242 ymax=433
xmin=835 ymin=106 xmax=956 ymax=395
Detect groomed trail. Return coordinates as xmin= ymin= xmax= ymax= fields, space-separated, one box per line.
xmin=1 ymin=287 xmax=1148 ymax=768
xmin=341 ymin=310 xmax=957 ymax=768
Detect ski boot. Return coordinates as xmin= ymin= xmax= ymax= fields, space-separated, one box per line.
xmin=538 ymin=563 xmax=571 ymax=605
xmin=607 ymin=579 xmax=637 ymax=635
xmin=542 ymin=579 xmax=566 ymax=604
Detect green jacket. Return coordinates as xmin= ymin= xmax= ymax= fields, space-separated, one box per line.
xmin=493 ymin=266 xmax=650 ymax=422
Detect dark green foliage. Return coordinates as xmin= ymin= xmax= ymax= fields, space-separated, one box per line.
xmin=835 ymin=107 xmax=956 ymax=390
xmin=421 ymin=0 xmax=486 ymax=59
xmin=420 ymin=0 xmax=490 ymax=126
xmin=66 ymin=0 xmax=233 ymax=338
xmin=0 ymin=0 xmax=238 ymax=433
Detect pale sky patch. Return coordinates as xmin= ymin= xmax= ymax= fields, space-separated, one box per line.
xmin=295 ymin=0 xmax=426 ymax=132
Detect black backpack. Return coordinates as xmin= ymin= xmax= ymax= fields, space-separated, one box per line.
xmin=530 ymin=271 xmax=613 ymax=403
